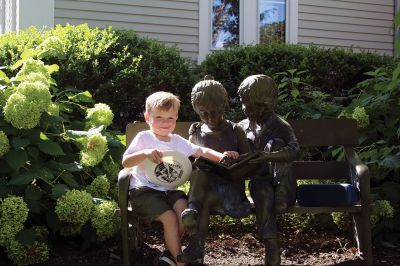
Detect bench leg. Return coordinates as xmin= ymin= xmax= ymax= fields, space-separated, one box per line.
xmin=352 ymin=212 xmax=373 ymax=266
xmin=121 ymin=210 xmax=131 ymax=266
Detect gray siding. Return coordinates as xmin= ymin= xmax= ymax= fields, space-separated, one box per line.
xmin=54 ymin=0 xmax=199 ymax=60
xmin=298 ymin=0 xmax=394 ymax=56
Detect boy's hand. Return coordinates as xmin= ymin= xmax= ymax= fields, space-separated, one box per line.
xmin=144 ymin=149 xmax=163 ymax=164
xmin=222 ymin=151 xmax=239 ymax=159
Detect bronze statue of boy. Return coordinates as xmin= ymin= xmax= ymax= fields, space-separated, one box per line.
xmin=177 ymin=77 xmax=252 ymax=264
xmin=238 ymin=74 xmax=300 ymax=266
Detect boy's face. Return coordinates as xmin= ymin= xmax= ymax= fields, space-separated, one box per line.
xmin=195 ymin=104 xmax=225 ymax=130
xmin=144 ymin=107 xmax=178 ymax=137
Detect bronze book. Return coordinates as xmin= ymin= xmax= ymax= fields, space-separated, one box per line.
xmin=193 ymin=152 xmax=260 ymax=180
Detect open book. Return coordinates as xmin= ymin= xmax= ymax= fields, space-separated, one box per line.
xmin=193 ymin=152 xmax=260 ymax=180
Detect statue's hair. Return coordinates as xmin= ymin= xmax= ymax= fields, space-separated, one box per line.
xmin=191 ymin=78 xmax=229 ymax=112
xmin=145 ymin=91 xmax=180 ymax=113
xmin=237 ymin=74 xmax=278 ymax=112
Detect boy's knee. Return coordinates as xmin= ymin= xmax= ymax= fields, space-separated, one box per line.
xmin=159 ymin=210 xmax=179 ymax=226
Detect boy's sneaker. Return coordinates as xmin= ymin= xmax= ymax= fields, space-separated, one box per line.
xmin=181 ymin=208 xmax=199 ymax=229
xmin=158 ymin=250 xmax=176 ymax=266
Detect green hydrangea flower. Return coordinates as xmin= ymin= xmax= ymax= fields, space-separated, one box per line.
xmin=0 ymin=196 xmax=29 ymax=247
xmin=0 ymin=196 xmax=29 ymax=225
xmin=36 ymin=36 xmax=65 ymax=59
xmin=80 ymin=133 xmax=108 ymax=167
xmin=0 ymin=87 xmax=14 ymax=108
xmin=86 ymin=175 xmax=110 ymax=199
xmin=0 ymin=130 xmax=10 ymax=157
xmin=6 ymin=240 xmax=49 ymax=266
xmin=91 ymin=200 xmax=120 ymax=241
xmin=3 ymin=93 xmax=42 ymax=129
xmin=47 ymin=102 xmax=60 ymax=116
xmin=55 ymin=190 xmax=94 ymax=226
xmin=102 ymin=157 xmax=120 ymax=183
xmin=352 ymin=106 xmax=370 ymax=128
xmin=86 ymin=103 xmax=114 ymax=128
xmin=23 ymin=72 xmax=49 ymax=85
xmin=15 ymin=58 xmax=50 ymax=81
xmin=0 ymin=223 xmax=24 ymax=247
xmin=17 ymin=81 xmax=51 ymax=112
xmin=370 ymin=199 xmax=394 ymax=227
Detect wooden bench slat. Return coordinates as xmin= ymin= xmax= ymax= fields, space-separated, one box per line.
xmin=293 ymin=161 xmax=350 ymax=180
xmin=288 ymin=118 xmax=358 ymax=147
xmin=287 ymin=204 xmax=362 ymax=214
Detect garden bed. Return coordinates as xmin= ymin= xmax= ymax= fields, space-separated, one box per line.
xmin=1 ymin=219 xmax=398 ymax=266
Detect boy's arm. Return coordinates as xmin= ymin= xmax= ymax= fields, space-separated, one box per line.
xmin=122 ymin=149 xmax=163 ymax=168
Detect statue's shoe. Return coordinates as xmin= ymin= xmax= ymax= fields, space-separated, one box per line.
xmin=181 ymin=208 xmax=199 ymax=229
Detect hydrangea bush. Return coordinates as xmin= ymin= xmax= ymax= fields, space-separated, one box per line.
xmin=0 ymin=35 xmax=125 ymax=264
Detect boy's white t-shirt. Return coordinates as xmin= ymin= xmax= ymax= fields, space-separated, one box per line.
xmin=123 ymin=130 xmax=200 ymax=191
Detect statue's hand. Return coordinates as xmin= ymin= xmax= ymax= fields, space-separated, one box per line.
xmin=248 ymin=151 xmax=270 ymax=164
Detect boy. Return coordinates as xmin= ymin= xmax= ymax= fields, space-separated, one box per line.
xmin=122 ymin=91 xmax=238 ymax=266
xmin=177 ymin=77 xmax=252 ymax=264
xmin=237 ymin=74 xmax=299 ymax=266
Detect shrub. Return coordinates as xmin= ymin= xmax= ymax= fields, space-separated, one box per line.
xmin=197 ymin=43 xmax=392 ymax=120
xmin=0 ymin=25 xmax=196 ymax=129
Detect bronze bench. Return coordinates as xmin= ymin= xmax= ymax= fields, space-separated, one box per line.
xmin=118 ymin=118 xmax=372 ymax=266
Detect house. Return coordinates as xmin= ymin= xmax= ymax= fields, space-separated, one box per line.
xmin=1 ymin=0 xmax=398 ymax=63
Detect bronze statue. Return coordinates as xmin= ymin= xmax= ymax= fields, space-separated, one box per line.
xmin=177 ymin=77 xmax=252 ymax=264
xmin=237 ymin=74 xmax=300 ymax=266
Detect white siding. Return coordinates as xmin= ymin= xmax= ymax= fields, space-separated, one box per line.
xmin=54 ymin=0 xmax=199 ymax=60
xmin=298 ymin=0 xmax=395 ymax=56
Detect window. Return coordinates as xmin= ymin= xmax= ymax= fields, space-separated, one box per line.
xmin=211 ymin=0 xmax=239 ymax=48
xmin=199 ymin=0 xmax=298 ymax=63
xmin=259 ymin=0 xmax=286 ymax=44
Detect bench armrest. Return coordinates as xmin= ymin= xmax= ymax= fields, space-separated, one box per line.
xmin=118 ymin=168 xmax=132 ymax=210
xmin=344 ymin=146 xmax=370 ymax=206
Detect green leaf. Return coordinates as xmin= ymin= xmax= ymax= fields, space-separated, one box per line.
xmin=38 ymin=140 xmax=65 ymax=156
xmin=20 ymin=48 xmax=38 ymax=60
xmin=27 ymin=146 xmax=40 ymax=159
xmin=11 ymin=137 xmax=30 ymax=149
xmin=49 ymin=161 xmax=83 ymax=172
xmin=40 ymin=132 xmax=49 ymax=140
xmin=46 ymin=211 xmax=61 ymax=233
xmin=9 ymin=171 xmax=36 ymax=185
xmin=60 ymin=172 xmax=81 ymax=188
xmin=16 ymin=228 xmax=37 ymax=245
xmin=25 ymin=185 xmax=43 ymax=200
xmin=379 ymin=155 xmax=400 ymax=169
xmin=52 ymin=184 xmax=69 ymax=198
xmin=0 ymin=70 xmax=10 ymax=83
xmin=68 ymin=91 xmax=93 ymax=103
xmin=11 ymin=59 xmax=24 ymax=70
xmin=46 ymin=64 xmax=59 ymax=74
xmin=5 ymin=149 xmax=28 ymax=171
xmin=291 ymin=89 xmax=300 ymax=99
xmin=37 ymin=167 xmax=55 ymax=181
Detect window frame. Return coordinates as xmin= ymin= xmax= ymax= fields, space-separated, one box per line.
xmin=198 ymin=0 xmax=298 ymax=63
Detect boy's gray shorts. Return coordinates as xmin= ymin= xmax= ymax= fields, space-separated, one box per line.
xmin=129 ymin=187 xmax=187 ymax=224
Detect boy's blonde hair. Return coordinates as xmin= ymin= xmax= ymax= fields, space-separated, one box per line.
xmin=145 ymin=91 xmax=180 ymax=113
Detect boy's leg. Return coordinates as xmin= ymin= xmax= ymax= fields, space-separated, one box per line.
xmin=157 ymin=210 xmax=182 ymax=265
xmin=172 ymin=198 xmax=188 ymax=238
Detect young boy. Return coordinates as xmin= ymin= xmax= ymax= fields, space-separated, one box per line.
xmin=122 ymin=91 xmax=238 ymax=266
xmin=177 ymin=77 xmax=252 ymax=264
xmin=237 ymin=74 xmax=299 ymax=266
